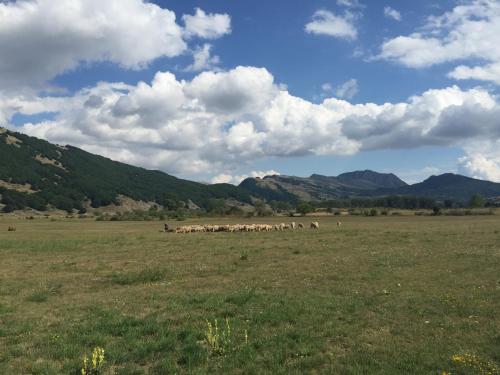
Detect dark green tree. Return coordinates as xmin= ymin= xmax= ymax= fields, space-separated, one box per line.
xmin=469 ymin=193 xmax=485 ymax=208
xmin=296 ymin=201 xmax=314 ymax=216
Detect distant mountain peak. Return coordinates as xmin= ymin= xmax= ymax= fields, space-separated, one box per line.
xmin=336 ymin=170 xmax=408 ymax=189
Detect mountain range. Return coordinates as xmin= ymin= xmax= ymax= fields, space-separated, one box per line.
xmin=241 ymin=171 xmax=500 ymax=203
xmin=1 ymin=127 xmax=500 ymax=213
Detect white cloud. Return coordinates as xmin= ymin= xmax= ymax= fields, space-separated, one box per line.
xmin=6 ymin=66 xmax=500 ymax=181
xmin=459 ymin=139 xmax=500 ymax=182
xmin=305 ymin=10 xmax=358 ymax=40
xmin=337 ymin=0 xmax=363 ymax=8
xmin=182 ymin=8 xmax=231 ymax=39
xmin=378 ymin=0 xmax=500 ymax=85
xmin=210 ymin=174 xmax=234 ymax=184
xmin=335 ymin=79 xmax=358 ymax=99
xmin=322 ymin=79 xmax=359 ymax=99
xmin=460 ymin=153 xmax=500 ymax=182
xmin=449 ymin=62 xmax=500 ymax=85
xmin=384 ymin=6 xmax=402 ymax=21
xmin=185 ymin=66 xmax=278 ymax=115
xmin=0 ymin=0 xmax=188 ymax=90
xmin=321 ymin=83 xmax=333 ymax=92
xmin=184 ymin=44 xmax=221 ymax=72
xmin=211 ymin=170 xmax=280 ymax=185
xmin=0 ymin=1 xmax=232 ymax=91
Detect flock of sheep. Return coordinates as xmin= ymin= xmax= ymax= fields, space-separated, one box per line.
xmin=164 ymin=221 xmax=325 ymax=234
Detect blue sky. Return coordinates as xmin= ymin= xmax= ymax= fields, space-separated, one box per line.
xmin=2 ymin=0 xmax=500 ymax=184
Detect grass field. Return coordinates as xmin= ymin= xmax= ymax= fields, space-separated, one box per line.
xmin=0 ymin=215 xmax=499 ymax=374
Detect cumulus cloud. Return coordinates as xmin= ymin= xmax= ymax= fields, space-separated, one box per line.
xmin=378 ymin=0 xmax=500 ymax=85
xmin=0 ymin=1 xmax=232 ymax=91
xmin=182 ymin=8 xmax=231 ymax=39
xmin=449 ymin=62 xmax=500 ymax=85
xmin=460 ymin=153 xmax=500 ymax=182
xmin=6 ymin=66 xmax=500 ymax=181
xmin=305 ymin=10 xmax=358 ymax=40
xmin=211 ymin=170 xmax=280 ymax=185
xmin=185 ymin=66 xmax=278 ymax=115
xmin=459 ymin=139 xmax=500 ymax=182
xmin=0 ymin=0 xmax=186 ymax=89
xmin=335 ymin=79 xmax=358 ymax=99
xmin=384 ymin=6 xmax=402 ymax=21
xmin=184 ymin=44 xmax=221 ymax=72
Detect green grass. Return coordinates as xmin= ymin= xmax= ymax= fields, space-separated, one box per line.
xmin=0 ymin=215 xmax=499 ymax=374
xmin=110 ymin=268 xmax=167 ymax=286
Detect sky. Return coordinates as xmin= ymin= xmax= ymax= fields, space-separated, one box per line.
xmin=2 ymin=0 xmax=500 ymax=184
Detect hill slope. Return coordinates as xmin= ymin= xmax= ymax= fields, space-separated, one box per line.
xmin=241 ymin=171 xmax=500 ymax=203
xmin=240 ymin=170 xmax=407 ymax=201
xmin=2 ymin=127 xmax=500 ymax=212
xmin=240 ymin=171 xmax=409 ymax=201
xmin=375 ymin=173 xmax=500 ymax=202
xmin=336 ymin=170 xmax=407 ymax=189
xmin=0 ymin=127 xmax=250 ymax=213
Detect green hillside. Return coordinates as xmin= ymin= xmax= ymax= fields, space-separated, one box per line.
xmin=2 ymin=127 xmax=500 ymax=214
xmin=0 ymin=128 xmax=250 ymax=213
xmin=240 ymin=171 xmax=500 ymax=204
xmin=376 ymin=173 xmax=500 ymax=202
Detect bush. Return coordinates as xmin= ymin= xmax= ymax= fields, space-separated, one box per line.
xmin=296 ymin=201 xmax=314 ymax=216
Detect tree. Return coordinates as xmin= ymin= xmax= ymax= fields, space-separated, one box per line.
xmin=207 ymin=198 xmax=227 ymax=215
xmin=469 ymin=193 xmax=485 ymax=208
xmin=254 ymin=201 xmax=272 ymax=217
xmin=296 ymin=201 xmax=314 ymax=216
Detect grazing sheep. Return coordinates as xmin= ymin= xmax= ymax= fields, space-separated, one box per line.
xmin=310 ymin=221 xmax=319 ymax=229
xmin=173 ymin=221 xmax=321 ymax=234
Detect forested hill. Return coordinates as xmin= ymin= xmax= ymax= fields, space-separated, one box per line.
xmin=240 ymin=171 xmax=500 ymax=204
xmin=2 ymin=127 xmax=500 ymax=214
xmin=0 ymin=127 xmax=250 ymax=213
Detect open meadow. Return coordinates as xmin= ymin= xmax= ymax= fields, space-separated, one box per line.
xmin=0 ymin=215 xmax=499 ymax=374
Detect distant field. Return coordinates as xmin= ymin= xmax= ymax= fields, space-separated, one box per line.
xmin=0 ymin=216 xmax=499 ymax=374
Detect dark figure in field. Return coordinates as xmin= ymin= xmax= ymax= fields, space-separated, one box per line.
xmin=164 ymin=223 xmax=175 ymax=233
xmin=8 ymin=226 xmax=16 ymax=232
